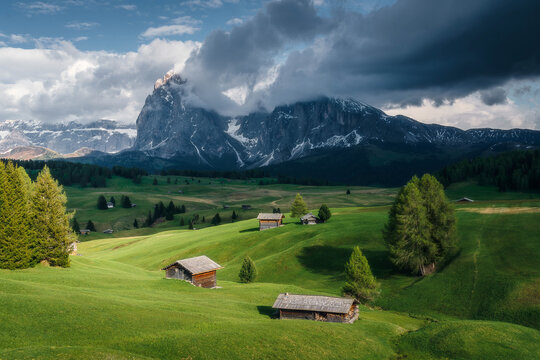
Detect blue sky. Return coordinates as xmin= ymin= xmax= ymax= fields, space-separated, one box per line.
xmin=1 ymin=1 xmax=396 ymax=52
xmin=0 ymin=0 xmax=538 ymax=129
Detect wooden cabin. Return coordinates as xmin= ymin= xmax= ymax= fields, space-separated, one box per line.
xmin=457 ymin=197 xmax=474 ymax=203
xmin=79 ymin=229 xmax=90 ymax=235
xmin=103 ymin=229 xmax=114 ymax=234
xmin=301 ymin=213 xmax=318 ymax=225
xmin=257 ymin=213 xmax=284 ymax=231
xmin=272 ymin=293 xmax=359 ymax=323
xmin=106 ymin=202 xmax=114 ymax=209
xmin=162 ymin=255 xmax=223 ymax=288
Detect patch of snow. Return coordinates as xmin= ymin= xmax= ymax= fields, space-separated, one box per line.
xmin=0 ymin=131 xmax=10 ymax=139
xmin=260 ymin=150 xmax=275 ymax=167
xmin=225 ymin=118 xmax=258 ymax=147
xmin=227 ymin=140 xmax=245 ymax=167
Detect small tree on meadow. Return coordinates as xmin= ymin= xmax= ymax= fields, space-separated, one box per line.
xmin=188 ymin=220 xmax=194 ymax=230
xmin=86 ymin=220 xmax=96 ymax=232
xmin=121 ymin=195 xmax=132 ymax=208
xmin=318 ymin=204 xmax=331 ymax=222
xmin=211 ymin=213 xmax=221 ymax=225
xmin=343 ymin=246 xmax=378 ymax=303
xmin=346 ymin=189 xmax=351 ymax=195
xmin=133 ymin=218 xmax=139 ymax=228
xmin=239 ymin=256 xmax=257 ymax=283
xmin=97 ymin=195 xmax=108 ymax=210
xmin=290 ymin=193 xmax=308 ymax=218
xmin=109 ymin=196 xmax=116 ymax=207
xmin=72 ymin=217 xmax=80 ymax=233
xmin=232 ymin=210 xmax=238 ymax=222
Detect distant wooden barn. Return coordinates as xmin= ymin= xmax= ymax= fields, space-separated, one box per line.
xmin=162 ymin=255 xmax=223 ymax=288
xmin=301 ymin=213 xmax=318 ymax=225
xmin=79 ymin=229 xmax=90 ymax=235
xmin=257 ymin=213 xmax=284 ymax=231
xmin=457 ymin=197 xmax=474 ymax=203
xmin=273 ymin=293 xmax=359 ymax=323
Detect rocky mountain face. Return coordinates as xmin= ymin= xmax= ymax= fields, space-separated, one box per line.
xmin=0 ymin=120 xmax=136 ymax=155
xmin=132 ymin=75 xmax=540 ymax=170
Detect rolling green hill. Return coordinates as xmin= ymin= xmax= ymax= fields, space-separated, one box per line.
xmin=1 ymin=184 xmax=539 ymax=359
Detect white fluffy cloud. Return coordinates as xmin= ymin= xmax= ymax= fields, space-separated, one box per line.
xmin=0 ymin=39 xmax=200 ymax=124
xmin=383 ymin=91 xmax=539 ymax=130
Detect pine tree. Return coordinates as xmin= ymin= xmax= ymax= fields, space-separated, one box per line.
xmin=238 ymin=256 xmax=257 ymax=283
xmin=72 ymin=217 xmax=80 ymax=233
xmin=383 ymin=178 xmax=436 ymax=275
xmin=143 ymin=211 xmax=153 ymax=227
xmin=31 ymin=166 xmax=76 ymax=267
xmin=86 ymin=220 xmax=96 ymax=232
xmin=109 ymin=196 xmax=116 ymax=207
xmin=346 ymin=189 xmax=351 ymax=195
xmin=167 ymin=200 xmax=176 ymax=214
xmin=418 ymin=174 xmax=457 ymax=261
xmin=232 ymin=210 xmax=238 ymax=222
xmin=211 ymin=213 xmax=221 ymax=225
xmin=202 ymin=216 xmax=206 ymax=223
xmin=0 ymin=162 xmax=36 ymax=269
xmin=133 ymin=218 xmax=139 ymax=228
xmin=165 ymin=211 xmax=174 ymax=221
xmin=188 ymin=220 xmax=194 ymax=230
xmin=342 ymin=247 xmax=378 ymax=302
xmin=97 ymin=195 xmax=108 ymax=210
xmin=318 ymin=204 xmax=331 ymax=222
xmin=290 ymin=193 xmax=308 ymax=218
xmin=121 ymin=195 xmax=132 ymax=208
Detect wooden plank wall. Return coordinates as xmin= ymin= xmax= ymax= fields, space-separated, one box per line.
xmin=193 ymin=270 xmax=216 ymax=288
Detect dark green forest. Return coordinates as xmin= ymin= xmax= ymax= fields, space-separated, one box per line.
xmin=1 ymin=159 xmax=147 ymax=188
xmin=436 ymin=149 xmax=540 ymax=191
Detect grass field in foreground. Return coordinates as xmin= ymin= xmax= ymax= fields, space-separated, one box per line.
xmin=1 ymin=185 xmax=539 ymax=359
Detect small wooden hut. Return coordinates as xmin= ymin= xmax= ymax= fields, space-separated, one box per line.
xmin=272 ymin=293 xmax=359 ymax=323
xmin=162 ymin=255 xmax=223 ymax=288
xmin=80 ymin=229 xmax=90 ymax=235
xmin=456 ymin=197 xmax=474 ymax=203
xmin=107 ymin=202 xmax=114 ymax=209
xmin=257 ymin=213 xmax=284 ymax=231
xmin=301 ymin=213 xmax=318 ymax=225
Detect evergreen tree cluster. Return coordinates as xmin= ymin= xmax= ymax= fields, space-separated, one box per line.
xmin=143 ymin=201 xmax=187 ymax=226
xmin=436 ymin=149 xmax=540 ymax=192
xmin=2 ymin=159 xmax=147 ymax=188
xmin=0 ymin=163 xmax=75 ymax=269
xmin=384 ymin=174 xmax=456 ymax=276
xmin=318 ymin=204 xmax=331 ymax=222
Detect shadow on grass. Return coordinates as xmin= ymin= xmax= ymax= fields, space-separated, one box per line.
xmin=297 ymin=245 xmax=351 ymax=276
xmin=239 ymin=228 xmax=259 ymax=233
xmin=257 ymin=305 xmax=277 ymax=318
xmin=361 ymin=249 xmax=394 ymax=279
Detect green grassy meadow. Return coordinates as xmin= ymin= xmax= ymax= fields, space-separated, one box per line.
xmin=0 ymin=179 xmax=539 ymax=359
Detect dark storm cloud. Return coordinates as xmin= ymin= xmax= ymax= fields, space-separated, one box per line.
xmin=180 ymin=0 xmax=540 ymax=114
xmin=480 ymin=88 xmax=507 ymax=106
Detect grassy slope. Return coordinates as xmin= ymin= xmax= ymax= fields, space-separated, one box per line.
xmin=65 ymin=176 xmax=397 ymax=236
xmin=0 ymin=182 xmax=539 ymax=359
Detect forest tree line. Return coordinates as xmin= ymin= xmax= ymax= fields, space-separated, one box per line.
xmin=0 ymin=162 xmax=75 ymax=269
xmin=1 ymin=159 xmax=147 ymax=188
xmin=436 ymin=149 xmax=540 ymax=192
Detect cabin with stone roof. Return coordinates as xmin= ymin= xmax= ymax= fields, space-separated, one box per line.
xmin=272 ymin=293 xmax=359 ymax=323
xmin=162 ymin=255 xmax=223 ymax=288
xmin=257 ymin=213 xmax=285 ymax=231
xmin=301 ymin=213 xmax=318 ymax=225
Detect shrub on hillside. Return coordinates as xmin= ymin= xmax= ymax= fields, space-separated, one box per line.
xmin=239 ymin=256 xmax=257 ymax=283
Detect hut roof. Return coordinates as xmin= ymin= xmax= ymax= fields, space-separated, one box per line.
xmin=301 ymin=213 xmax=318 ymax=221
xmin=272 ymin=293 xmax=356 ymax=314
xmin=456 ymin=197 xmax=474 ymax=202
xmin=162 ymin=255 xmax=222 ymax=274
xmin=257 ymin=213 xmax=284 ymax=220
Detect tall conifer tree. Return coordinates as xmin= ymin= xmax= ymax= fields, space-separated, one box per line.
xmin=342 ymin=247 xmax=378 ymax=302
xmin=31 ymin=166 xmax=76 ymax=267
xmin=0 ymin=162 xmax=36 ymax=269
xmin=290 ymin=193 xmax=308 ymax=218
